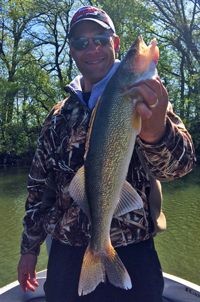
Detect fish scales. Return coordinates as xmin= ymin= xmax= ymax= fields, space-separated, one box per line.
xmin=86 ymin=81 xmax=136 ymax=221
xmin=69 ymin=35 xmax=159 ymax=296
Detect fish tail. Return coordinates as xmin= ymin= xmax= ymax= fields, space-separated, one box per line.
xmin=78 ymin=244 xmax=106 ymax=296
xmin=103 ymin=243 xmax=132 ymax=291
xmin=78 ymin=243 xmax=132 ymax=296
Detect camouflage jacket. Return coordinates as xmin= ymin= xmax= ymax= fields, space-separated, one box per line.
xmin=21 ymin=90 xmax=195 ymax=255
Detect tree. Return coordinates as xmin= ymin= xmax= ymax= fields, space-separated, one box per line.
xmin=28 ymin=0 xmax=75 ymax=86
xmin=0 ymin=0 xmax=200 ymax=162
xmin=91 ymin=0 xmax=154 ymax=58
xmin=0 ymin=0 xmax=90 ymax=163
xmin=0 ymin=0 xmax=43 ymax=124
xmin=143 ymin=0 xmax=200 ymax=151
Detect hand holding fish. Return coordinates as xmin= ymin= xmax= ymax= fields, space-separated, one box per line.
xmin=129 ymin=76 xmax=168 ymax=144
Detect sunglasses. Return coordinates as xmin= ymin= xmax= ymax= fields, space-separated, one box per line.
xmin=70 ymin=33 xmax=112 ymax=50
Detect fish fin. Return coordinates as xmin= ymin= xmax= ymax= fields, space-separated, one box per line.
xmin=122 ymin=87 xmax=140 ymax=99
xmin=68 ymin=166 xmax=91 ymax=219
xmin=103 ymin=243 xmax=132 ymax=290
xmin=114 ymin=180 xmax=143 ymax=216
xmin=122 ymin=87 xmax=142 ymax=134
xmin=78 ymin=244 xmax=106 ymax=296
xmin=78 ymin=242 xmax=132 ymax=296
xmin=132 ymin=108 xmax=141 ymax=134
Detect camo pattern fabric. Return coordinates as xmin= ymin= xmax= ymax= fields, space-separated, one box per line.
xmin=21 ymin=94 xmax=195 ymax=255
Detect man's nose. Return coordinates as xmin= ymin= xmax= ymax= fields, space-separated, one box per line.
xmin=86 ymin=39 xmax=100 ymax=53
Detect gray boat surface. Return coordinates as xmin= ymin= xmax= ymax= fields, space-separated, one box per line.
xmin=0 ymin=270 xmax=200 ymax=302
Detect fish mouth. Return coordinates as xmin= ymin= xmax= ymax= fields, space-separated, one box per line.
xmin=148 ymin=38 xmax=159 ymax=65
xmin=138 ymin=36 xmax=159 ymax=66
xmin=128 ymin=35 xmax=159 ymax=73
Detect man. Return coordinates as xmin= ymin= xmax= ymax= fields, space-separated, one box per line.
xmin=18 ymin=6 xmax=195 ymax=302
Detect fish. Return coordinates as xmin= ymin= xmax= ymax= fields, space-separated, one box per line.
xmin=69 ymin=35 xmax=159 ymax=296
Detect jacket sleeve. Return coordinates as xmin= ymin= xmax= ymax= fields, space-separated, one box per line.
xmin=21 ymin=109 xmax=56 ymax=256
xmin=136 ymin=106 xmax=196 ymax=181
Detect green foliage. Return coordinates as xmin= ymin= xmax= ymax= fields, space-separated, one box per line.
xmin=0 ymin=122 xmax=38 ymax=157
xmin=0 ymin=0 xmax=200 ymax=163
xmin=92 ymin=0 xmax=155 ymax=57
xmin=143 ymin=0 xmax=200 ymax=120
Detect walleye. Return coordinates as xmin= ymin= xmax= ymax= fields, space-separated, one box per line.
xmin=69 ymin=35 xmax=159 ymax=296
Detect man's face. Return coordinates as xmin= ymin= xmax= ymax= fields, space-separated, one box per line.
xmin=70 ymin=21 xmax=120 ymax=92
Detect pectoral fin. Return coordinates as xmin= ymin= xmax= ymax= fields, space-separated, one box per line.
xmin=122 ymin=87 xmax=142 ymax=134
xmin=122 ymin=87 xmax=141 ymax=100
xmin=68 ymin=165 xmax=91 ymax=219
xmin=132 ymin=108 xmax=141 ymax=134
xmin=114 ymin=180 xmax=143 ymax=217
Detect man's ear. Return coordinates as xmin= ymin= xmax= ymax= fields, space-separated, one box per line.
xmin=114 ymin=36 xmax=120 ymax=54
xmin=69 ymin=45 xmax=75 ymax=59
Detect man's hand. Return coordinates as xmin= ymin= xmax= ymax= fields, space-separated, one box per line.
xmin=130 ymin=77 xmax=169 ymax=144
xmin=18 ymin=254 xmax=39 ymax=293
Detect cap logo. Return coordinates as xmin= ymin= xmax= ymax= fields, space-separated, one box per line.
xmin=71 ymin=7 xmax=98 ymax=26
xmin=69 ymin=6 xmax=116 ymax=38
xmin=102 ymin=11 xmax=110 ymax=26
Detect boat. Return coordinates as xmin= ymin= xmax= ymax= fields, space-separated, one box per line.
xmin=0 ymin=270 xmax=46 ymax=302
xmin=0 ymin=270 xmax=200 ymax=302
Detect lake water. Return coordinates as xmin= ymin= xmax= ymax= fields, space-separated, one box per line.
xmin=0 ymin=164 xmax=199 ymax=288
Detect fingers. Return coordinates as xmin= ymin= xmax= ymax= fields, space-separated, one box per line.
xmin=18 ymin=270 xmax=38 ymax=293
xmin=136 ymin=82 xmax=158 ymax=108
xmin=29 ymin=270 xmax=39 ymax=289
xmin=136 ymin=102 xmax=152 ymax=120
xmin=129 ymin=76 xmax=168 ymax=113
xmin=132 ymin=77 xmax=168 ymax=143
xmin=17 ymin=254 xmax=38 ymax=293
xmin=27 ymin=276 xmax=39 ymax=292
xmin=144 ymin=77 xmax=168 ymax=107
xmin=126 ymin=76 xmax=168 ymax=143
xmin=18 ymin=268 xmax=27 ymax=293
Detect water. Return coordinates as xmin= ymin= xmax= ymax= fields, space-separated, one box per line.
xmin=154 ymin=165 xmax=200 ymax=286
xmin=0 ymin=165 xmax=199 ymax=288
xmin=0 ymin=166 xmax=48 ymax=288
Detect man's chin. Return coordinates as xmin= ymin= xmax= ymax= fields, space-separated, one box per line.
xmin=86 ymin=73 xmax=106 ymax=85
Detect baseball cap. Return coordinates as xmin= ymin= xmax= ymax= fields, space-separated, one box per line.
xmin=68 ymin=6 xmax=116 ymax=38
